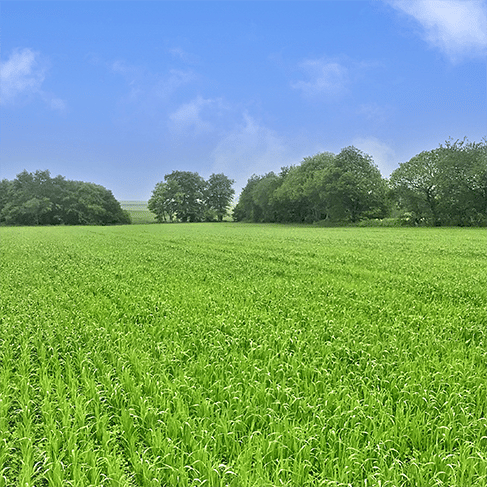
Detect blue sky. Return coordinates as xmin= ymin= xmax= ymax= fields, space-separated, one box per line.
xmin=2 ymin=1 xmax=486 ymax=201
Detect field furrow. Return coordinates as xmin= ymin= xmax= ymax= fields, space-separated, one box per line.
xmin=1 ymin=224 xmax=486 ymax=486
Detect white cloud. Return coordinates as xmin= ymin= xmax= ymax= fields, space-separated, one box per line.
xmin=0 ymin=48 xmax=65 ymax=111
xmin=111 ymin=59 xmax=134 ymax=77
xmin=387 ymin=0 xmax=487 ymax=60
xmin=45 ymin=95 xmax=67 ymax=112
xmin=169 ymin=96 xmax=217 ymax=134
xmin=291 ymin=59 xmax=348 ymax=98
xmin=168 ymin=47 xmax=199 ymax=65
xmin=155 ymin=69 xmax=197 ymax=99
xmin=0 ymin=48 xmax=44 ymax=103
xmin=212 ymin=113 xmax=297 ymax=196
xmin=111 ymin=60 xmax=196 ymax=103
xmin=352 ymin=136 xmax=398 ymax=177
xmin=357 ymin=103 xmax=390 ymax=124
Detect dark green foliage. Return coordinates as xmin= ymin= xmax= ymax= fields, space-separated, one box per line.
xmin=390 ymin=150 xmax=442 ymax=225
xmin=273 ymin=153 xmax=334 ymax=222
xmin=148 ymin=171 xmax=235 ymax=222
xmin=205 ymin=173 xmax=235 ymax=222
xmin=314 ymin=146 xmax=387 ymax=222
xmin=232 ymin=174 xmax=265 ymax=222
xmin=148 ymin=178 xmax=184 ymax=222
xmin=390 ymin=138 xmax=487 ymax=226
xmin=0 ymin=170 xmax=131 ymax=226
xmin=235 ymin=138 xmax=486 ymax=226
xmin=166 ymin=171 xmax=206 ymax=222
xmin=233 ymin=171 xmax=284 ymax=223
xmin=234 ymin=147 xmax=387 ymax=223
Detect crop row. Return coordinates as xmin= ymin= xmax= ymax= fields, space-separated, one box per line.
xmin=1 ymin=224 xmax=486 ymax=486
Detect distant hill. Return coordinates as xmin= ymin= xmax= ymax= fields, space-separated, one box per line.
xmin=119 ymin=201 xmax=157 ymax=224
xmin=120 ymin=201 xmax=149 ymax=210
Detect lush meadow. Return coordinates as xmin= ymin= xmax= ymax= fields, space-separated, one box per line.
xmin=1 ymin=224 xmax=486 ymax=486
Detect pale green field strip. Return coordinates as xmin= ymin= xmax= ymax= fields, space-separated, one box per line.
xmin=119 ymin=201 xmax=149 ymax=211
xmin=126 ymin=211 xmax=157 ymax=224
xmin=1 ymin=224 xmax=486 ymax=486
xmin=119 ymin=201 xmax=157 ymax=224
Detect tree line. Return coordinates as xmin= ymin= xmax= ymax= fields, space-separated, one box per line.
xmin=2 ymin=137 xmax=485 ymax=227
xmin=0 ymin=170 xmax=131 ymax=226
xmin=234 ymin=138 xmax=487 ymax=226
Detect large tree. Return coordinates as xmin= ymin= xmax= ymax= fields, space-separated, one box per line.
xmin=232 ymin=174 xmax=263 ymax=222
xmin=435 ymin=138 xmax=487 ymax=225
xmin=389 ymin=150 xmax=441 ymax=225
xmin=165 ymin=171 xmax=206 ymax=222
xmin=389 ymin=138 xmax=487 ymax=226
xmin=250 ymin=172 xmax=284 ymax=222
xmin=205 ymin=173 xmax=235 ymax=221
xmin=232 ymin=172 xmax=285 ymax=223
xmin=316 ymin=146 xmax=387 ymax=222
xmin=273 ymin=152 xmax=335 ymax=222
xmin=0 ymin=170 xmax=131 ymax=226
xmin=148 ymin=179 xmax=183 ymax=222
xmin=234 ymin=147 xmax=387 ymax=224
xmin=149 ymin=171 xmax=235 ymax=223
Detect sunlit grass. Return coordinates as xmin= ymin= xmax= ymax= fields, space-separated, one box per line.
xmin=126 ymin=210 xmax=157 ymax=224
xmin=1 ymin=224 xmax=486 ymax=486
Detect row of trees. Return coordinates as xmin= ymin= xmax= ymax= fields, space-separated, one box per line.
xmin=2 ymin=137 xmax=484 ymax=227
xmin=234 ymin=146 xmax=387 ymax=224
xmin=148 ymin=171 xmax=235 ymax=222
xmin=234 ymin=139 xmax=486 ymax=226
xmin=0 ymin=170 xmax=131 ymax=226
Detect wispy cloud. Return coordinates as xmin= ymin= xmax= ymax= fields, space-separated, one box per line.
xmin=291 ymin=59 xmax=349 ymax=99
xmin=168 ymin=47 xmax=199 ymax=65
xmin=386 ymin=0 xmax=487 ymax=61
xmin=356 ymin=102 xmax=391 ymax=126
xmin=169 ymin=96 xmax=220 ymax=134
xmin=212 ymin=113 xmax=298 ymax=195
xmin=155 ymin=69 xmax=197 ymax=99
xmin=110 ymin=59 xmax=196 ymax=108
xmin=352 ymin=136 xmax=398 ymax=177
xmin=0 ymin=47 xmax=65 ymax=111
xmin=45 ymin=96 xmax=66 ymax=112
xmin=0 ymin=48 xmax=44 ymax=102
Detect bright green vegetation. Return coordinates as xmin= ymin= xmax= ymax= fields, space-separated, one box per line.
xmin=127 ymin=211 xmax=157 ymax=224
xmin=1 ymin=224 xmax=486 ymax=486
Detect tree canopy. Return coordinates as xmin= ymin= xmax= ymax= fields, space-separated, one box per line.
xmin=234 ymin=146 xmax=387 ymax=224
xmin=0 ymin=170 xmax=131 ymax=226
xmin=148 ymin=171 xmax=235 ymax=222
xmin=233 ymin=139 xmax=486 ymax=226
xmin=389 ymin=138 xmax=487 ymax=226
xmin=206 ymin=173 xmax=236 ymax=222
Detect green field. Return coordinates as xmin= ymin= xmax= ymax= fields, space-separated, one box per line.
xmin=1 ymin=224 xmax=486 ymax=486
xmin=120 ymin=201 xmax=157 ymax=224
